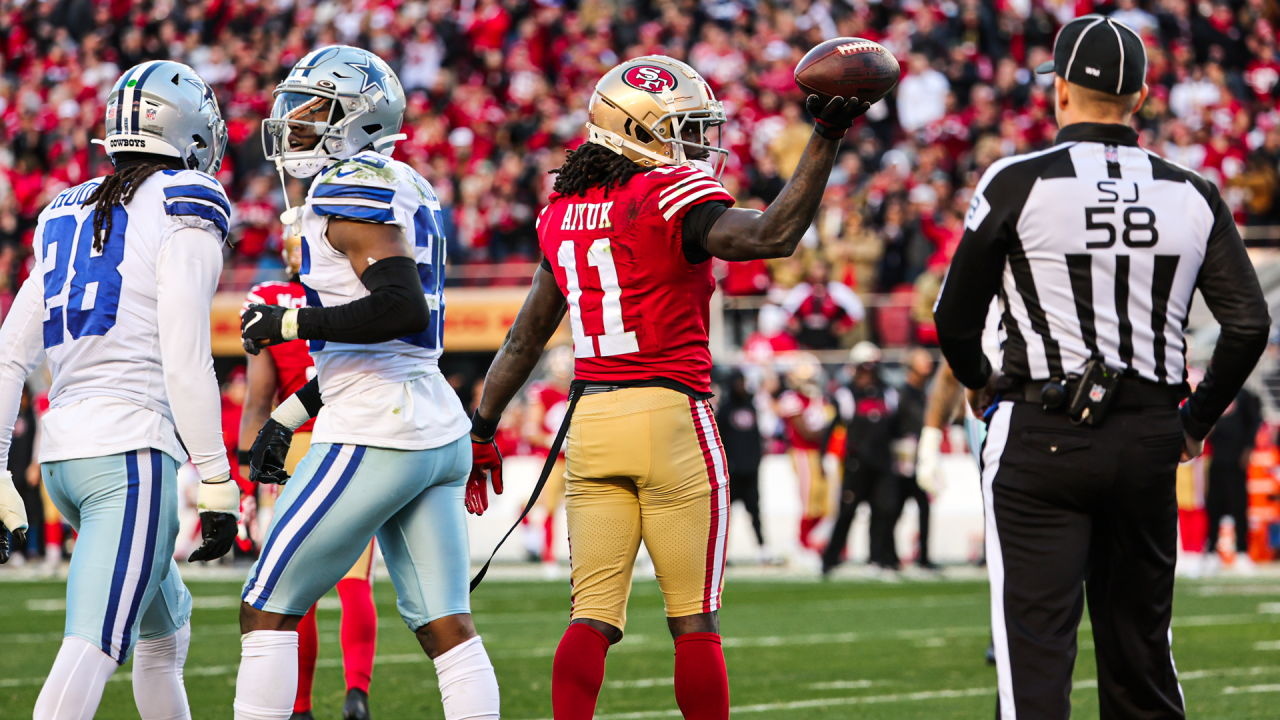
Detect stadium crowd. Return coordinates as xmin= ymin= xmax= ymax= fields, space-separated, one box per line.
xmin=1 ymin=0 xmax=1279 ymax=347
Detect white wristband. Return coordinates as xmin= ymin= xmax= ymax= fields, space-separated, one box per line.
xmin=270 ymin=393 xmax=311 ymax=431
xmin=281 ymin=309 xmax=300 ymax=341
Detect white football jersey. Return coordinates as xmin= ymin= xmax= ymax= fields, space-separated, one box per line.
xmin=298 ymin=150 xmax=468 ymax=450
xmin=28 ymin=170 xmax=231 ymax=470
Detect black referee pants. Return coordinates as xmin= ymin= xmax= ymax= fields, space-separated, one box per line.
xmin=982 ymin=400 xmax=1186 ymax=720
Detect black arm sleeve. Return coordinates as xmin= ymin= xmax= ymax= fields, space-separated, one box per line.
xmin=933 ymin=187 xmax=1009 ymax=390
xmin=295 ymin=377 xmax=324 ymax=418
xmin=540 ymin=256 xmax=552 ymax=273
xmin=295 ymin=255 xmax=430 ymax=344
xmin=681 ymin=201 xmax=730 ymax=264
xmin=1182 ymin=184 xmax=1271 ymax=440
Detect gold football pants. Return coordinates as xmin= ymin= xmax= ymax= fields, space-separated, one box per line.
xmin=564 ymin=387 xmax=730 ymax=631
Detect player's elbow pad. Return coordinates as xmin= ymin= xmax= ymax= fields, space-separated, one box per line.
xmin=296 ymin=255 xmax=429 ymax=344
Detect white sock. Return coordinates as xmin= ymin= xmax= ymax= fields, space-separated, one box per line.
xmin=434 ymin=636 xmax=501 ymax=720
xmin=34 ymin=637 xmax=119 ymax=720
xmin=132 ymin=622 xmax=192 ymax=720
xmin=233 ymin=630 xmax=298 ymax=720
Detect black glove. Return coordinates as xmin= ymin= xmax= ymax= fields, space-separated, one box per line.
xmin=806 ymin=95 xmax=872 ymax=140
xmin=187 ymin=512 xmax=238 ymax=562
xmin=241 ymin=303 xmax=290 ymax=355
xmin=0 ymin=524 xmax=25 ymax=564
xmin=249 ymin=418 xmax=294 ymax=485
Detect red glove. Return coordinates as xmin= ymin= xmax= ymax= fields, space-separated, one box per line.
xmin=466 ymin=438 xmax=504 ymax=515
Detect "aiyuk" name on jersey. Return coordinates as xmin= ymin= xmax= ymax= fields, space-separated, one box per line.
xmin=561 ymin=202 xmax=615 ymax=231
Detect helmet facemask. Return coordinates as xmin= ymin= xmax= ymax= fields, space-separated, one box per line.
xmin=659 ymin=106 xmax=729 ymax=178
xmin=262 ymin=89 xmax=364 ymax=180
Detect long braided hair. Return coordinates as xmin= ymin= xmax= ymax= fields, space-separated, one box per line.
xmin=81 ymin=154 xmax=179 ymax=251
xmin=550 ymin=142 xmax=649 ymax=197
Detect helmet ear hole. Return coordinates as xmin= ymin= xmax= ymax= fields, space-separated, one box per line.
xmin=191 ymin=134 xmax=208 ymax=149
xmin=635 ymin=126 xmax=654 ymax=144
xmin=362 ymin=123 xmax=382 ymax=135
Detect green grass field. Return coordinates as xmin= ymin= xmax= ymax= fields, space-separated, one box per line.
xmin=3 ymin=573 xmax=1280 ymax=719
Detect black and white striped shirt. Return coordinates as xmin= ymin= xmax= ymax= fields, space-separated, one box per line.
xmin=935 ymin=122 xmax=1270 ymax=438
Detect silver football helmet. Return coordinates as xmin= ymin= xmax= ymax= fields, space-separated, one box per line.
xmin=263 ymin=45 xmax=407 ymax=180
xmin=96 ymin=61 xmax=228 ymax=174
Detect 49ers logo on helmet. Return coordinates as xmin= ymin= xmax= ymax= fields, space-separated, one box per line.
xmin=622 ymin=65 xmax=677 ymax=93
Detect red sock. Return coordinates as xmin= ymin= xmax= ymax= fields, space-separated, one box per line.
xmin=674 ymin=633 xmax=729 ymax=720
xmin=45 ymin=521 xmax=63 ymax=550
xmin=337 ymin=577 xmax=378 ymax=692
xmin=543 ymin=515 xmax=555 ymax=562
xmin=295 ymin=605 xmax=318 ymax=712
xmin=799 ymin=517 xmax=819 ymax=549
xmin=552 ymin=624 xmax=609 ymax=720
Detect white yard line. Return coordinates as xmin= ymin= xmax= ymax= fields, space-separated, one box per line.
xmin=1222 ymin=684 xmax=1280 ymax=694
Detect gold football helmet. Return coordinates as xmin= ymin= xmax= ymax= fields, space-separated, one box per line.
xmin=586 ymin=56 xmax=729 ymax=177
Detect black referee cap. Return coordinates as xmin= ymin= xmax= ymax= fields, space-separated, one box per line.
xmin=1035 ymin=15 xmax=1147 ymax=95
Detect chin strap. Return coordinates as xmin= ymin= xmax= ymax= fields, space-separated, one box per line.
xmin=275 ymin=159 xmax=300 ymax=228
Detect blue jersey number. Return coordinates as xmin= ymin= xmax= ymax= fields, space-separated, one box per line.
xmin=41 ymin=208 xmax=128 ymax=348
xmin=401 ymin=205 xmax=446 ymax=350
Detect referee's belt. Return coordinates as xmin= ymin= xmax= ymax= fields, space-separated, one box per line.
xmin=999 ymin=376 xmax=1187 ymax=411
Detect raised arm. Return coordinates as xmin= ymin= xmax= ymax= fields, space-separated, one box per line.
xmin=702 ymin=96 xmax=869 ymax=261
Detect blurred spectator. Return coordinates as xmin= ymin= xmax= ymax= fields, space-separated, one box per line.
xmin=743 ymin=304 xmax=800 ymax=361
xmin=781 ymin=262 xmax=865 ymax=350
xmin=898 ymin=54 xmax=950 ymax=132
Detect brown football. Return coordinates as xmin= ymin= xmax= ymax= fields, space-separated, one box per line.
xmin=794 ymin=38 xmax=901 ymax=106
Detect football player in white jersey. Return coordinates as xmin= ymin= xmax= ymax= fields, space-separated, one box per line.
xmin=0 ymin=61 xmax=238 ymax=720
xmin=233 ymin=46 xmax=500 ymax=720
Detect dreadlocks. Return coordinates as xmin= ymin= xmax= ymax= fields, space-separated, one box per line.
xmin=550 ymin=142 xmax=649 ymax=198
xmin=81 ymin=155 xmax=178 ymax=252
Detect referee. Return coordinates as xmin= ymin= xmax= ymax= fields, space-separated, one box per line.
xmin=934 ymin=15 xmax=1271 ymax=720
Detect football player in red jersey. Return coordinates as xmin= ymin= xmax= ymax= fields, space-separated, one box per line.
xmin=775 ymin=354 xmax=834 ymax=551
xmin=521 ymin=345 xmax=573 ymax=566
xmin=238 ymin=234 xmax=378 ymax=720
xmin=467 ymin=55 xmax=869 ymax=720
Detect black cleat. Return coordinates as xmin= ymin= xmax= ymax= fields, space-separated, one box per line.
xmin=290 ymin=712 xmax=315 ymax=720
xmin=343 ymin=688 xmax=371 ymax=720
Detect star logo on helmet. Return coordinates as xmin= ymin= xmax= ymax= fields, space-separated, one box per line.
xmin=184 ymin=77 xmax=216 ymax=113
xmin=344 ymin=55 xmax=391 ymax=96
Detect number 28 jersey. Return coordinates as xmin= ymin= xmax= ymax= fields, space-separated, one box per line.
xmin=537 ymin=165 xmax=734 ymax=394
xmin=32 ymin=169 xmax=230 ymax=464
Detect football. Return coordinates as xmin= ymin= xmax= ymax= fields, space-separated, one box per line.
xmin=794 ymin=38 xmax=901 ymax=106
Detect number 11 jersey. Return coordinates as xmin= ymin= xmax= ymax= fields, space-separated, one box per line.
xmin=537 ymin=165 xmax=734 ymax=395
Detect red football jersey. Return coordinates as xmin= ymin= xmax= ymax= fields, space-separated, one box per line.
xmin=776 ymin=390 xmax=828 ymax=451
xmin=537 ymin=165 xmax=735 ymax=394
xmin=245 ymin=280 xmax=316 ymax=433
xmin=525 ymin=381 xmax=569 ymax=458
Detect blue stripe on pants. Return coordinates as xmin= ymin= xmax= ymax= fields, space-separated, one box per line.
xmin=250 ymin=446 xmax=366 ymax=609
xmin=102 ymin=450 xmax=141 ymax=657
xmin=244 ymin=445 xmax=342 ymax=600
xmin=116 ymin=450 xmax=162 ymax=662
